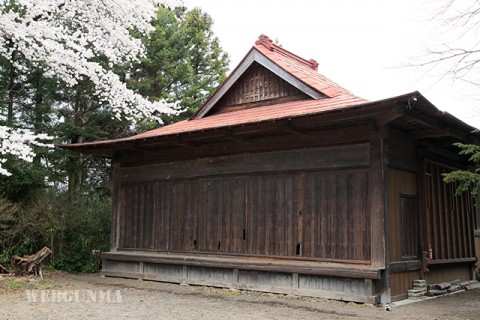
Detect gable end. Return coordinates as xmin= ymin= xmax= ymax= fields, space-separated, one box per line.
xmin=206 ymin=62 xmax=311 ymax=115
xmin=192 ymin=48 xmax=325 ymax=119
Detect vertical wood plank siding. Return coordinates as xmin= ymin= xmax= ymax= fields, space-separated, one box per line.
xmin=423 ymin=161 xmax=476 ymax=261
xmin=388 ymin=169 xmax=418 ymax=262
xmin=214 ymin=62 xmax=305 ymax=110
xmin=304 ymin=172 xmax=370 ymax=260
xmin=390 ymin=271 xmax=421 ymax=299
xmin=118 ymin=169 xmax=371 ymax=262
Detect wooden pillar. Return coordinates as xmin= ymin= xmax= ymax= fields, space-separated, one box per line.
xmin=111 ymin=161 xmax=121 ymax=251
xmin=369 ymin=126 xmax=389 ymax=304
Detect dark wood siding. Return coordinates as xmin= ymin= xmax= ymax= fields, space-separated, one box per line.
xmin=304 ymin=171 xmax=370 ymax=261
xmin=199 ymin=177 xmax=246 ymax=253
xmin=246 ymin=174 xmax=302 ymax=256
xmin=422 ymin=160 xmax=476 ymax=261
xmin=211 ymin=62 xmax=309 ymax=114
xmin=387 ymin=169 xmax=422 ymax=298
xmin=400 ymin=195 xmax=418 ymax=259
xmin=115 ymin=145 xmax=371 ymax=262
xmin=119 ymin=182 xmax=156 ymax=249
xmin=390 ymin=271 xmax=421 ymax=300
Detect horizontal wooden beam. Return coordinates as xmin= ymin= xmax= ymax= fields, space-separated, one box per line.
xmin=174 ymin=138 xmax=201 ymax=150
xmin=410 ymin=128 xmax=453 ymax=139
xmin=102 ymin=251 xmax=382 ymax=279
xmin=404 ymin=109 xmax=444 ymax=130
xmin=224 ymin=129 xmax=250 ymax=142
xmin=101 ymin=269 xmax=379 ymax=304
xmin=418 ymin=143 xmax=468 ymax=165
xmin=375 ymin=105 xmax=405 ymax=127
xmin=389 ymin=260 xmax=422 ymax=273
xmin=410 ymin=127 xmax=467 ymax=140
xmin=388 ymin=159 xmax=418 ymax=173
xmin=429 ymin=257 xmax=477 ymax=265
xmin=118 ymin=143 xmax=370 ymax=183
xmin=282 ymin=121 xmax=309 ymax=136
xmin=117 ymin=124 xmax=375 ymax=167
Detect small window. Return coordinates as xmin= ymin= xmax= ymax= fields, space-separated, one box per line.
xmin=401 ymin=195 xmax=418 ymax=259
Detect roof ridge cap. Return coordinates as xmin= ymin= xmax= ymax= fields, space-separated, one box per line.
xmin=255 ymin=34 xmax=318 ymax=71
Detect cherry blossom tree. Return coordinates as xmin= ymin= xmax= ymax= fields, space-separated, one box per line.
xmin=0 ymin=0 xmax=179 ymax=175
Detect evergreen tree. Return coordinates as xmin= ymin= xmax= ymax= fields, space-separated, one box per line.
xmin=0 ymin=3 xmax=230 ymax=271
xmin=128 ymin=6 xmax=230 ymax=128
xmin=443 ymin=141 xmax=480 ymax=200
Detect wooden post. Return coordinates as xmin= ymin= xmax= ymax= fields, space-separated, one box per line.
xmin=369 ymin=125 xmax=389 ymax=304
xmin=233 ymin=268 xmax=239 ymax=283
xmin=289 ymin=272 xmax=300 ymax=296
xmin=111 ymin=161 xmax=120 ymax=251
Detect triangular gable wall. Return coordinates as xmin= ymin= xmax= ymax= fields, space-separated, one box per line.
xmin=206 ymin=62 xmax=310 ymax=115
xmin=192 ymin=40 xmax=326 ymax=119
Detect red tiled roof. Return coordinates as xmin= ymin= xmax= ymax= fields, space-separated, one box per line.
xmin=65 ymin=94 xmax=368 ymax=148
xmin=191 ymin=35 xmax=357 ymax=119
xmin=253 ymin=35 xmax=351 ymax=98
xmin=58 ymin=35 xmax=477 ymax=156
xmin=59 ymin=35 xmax=369 ymax=150
xmin=136 ymin=94 xmax=368 ymax=139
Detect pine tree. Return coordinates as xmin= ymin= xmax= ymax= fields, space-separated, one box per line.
xmin=128 ymin=6 xmax=230 ymax=128
xmin=443 ymin=141 xmax=480 ymax=200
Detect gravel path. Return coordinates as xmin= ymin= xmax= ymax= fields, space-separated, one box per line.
xmin=0 ymin=272 xmax=479 ymax=319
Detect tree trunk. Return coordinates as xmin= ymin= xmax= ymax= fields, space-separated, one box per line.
xmin=12 ymin=247 xmax=52 ymax=278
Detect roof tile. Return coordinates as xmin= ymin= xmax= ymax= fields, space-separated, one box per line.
xmin=68 ymin=95 xmax=368 ymax=148
xmin=61 ymin=35 xmax=369 ymax=149
xmin=253 ymin=38 xmax=351 ymax=98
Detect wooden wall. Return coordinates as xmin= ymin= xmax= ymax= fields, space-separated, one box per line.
xmin=387 ymin=167 xmax=422 ymax=300
xmin=474 ymin=207 xmax=480 ymax=275
xmin=115 ymin=144 xmax=372 ymax=262
xmin=386 ymin=131 xmax=476 ymax=298
xmin=475 ymin=237 xmax=480 ymax=275
xmin=388 ymin=168 xmax=418 ymax=262
xmin=425 ymin=263 xmax=472 ymax=283
xmin=212 ymin=62 xmax=308 ymax=113
xmin=390 ymin=271 xmax=421 ymax=300
xmin=422 ymin=160 xmax=476 ymax=261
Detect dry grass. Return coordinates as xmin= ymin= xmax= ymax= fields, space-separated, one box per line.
xmin=0 ymin=271 xmax=63 ymax=293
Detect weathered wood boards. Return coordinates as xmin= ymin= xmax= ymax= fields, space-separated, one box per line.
xmin=423 ymin=161 xmax=475 ymax=261
xmin=101 ymin=251 xmax=381 ymax=304
xmin=58 ymin=34 xmax=479 ymax=305
xmin=116 ymin=144 xmax=372 ymax=263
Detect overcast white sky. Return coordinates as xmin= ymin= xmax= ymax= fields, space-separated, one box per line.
xmin=183 ymin=0 xmax=480 ymax=128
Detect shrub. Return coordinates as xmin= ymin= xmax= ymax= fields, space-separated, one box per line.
xmin=0 ymin=190 xmax=111 ymax=273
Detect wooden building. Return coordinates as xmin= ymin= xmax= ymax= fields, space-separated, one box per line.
xmin=61 ymin=35 xmax=479 ymax=304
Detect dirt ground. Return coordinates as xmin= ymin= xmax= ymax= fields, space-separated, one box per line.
xmin=0 ymin=272 xmax=479 ymax=320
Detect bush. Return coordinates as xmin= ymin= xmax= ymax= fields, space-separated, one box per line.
xmin=0 ymin=190 xmax=111 ymax=273
xmin=51 ymin=193 xmax=111 ymax=272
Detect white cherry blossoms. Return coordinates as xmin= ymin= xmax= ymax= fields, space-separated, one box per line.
xmin=0 ymin=122 xmax=53 ymax=176
xmin=0 ymin=0 xmax=180 ymax=175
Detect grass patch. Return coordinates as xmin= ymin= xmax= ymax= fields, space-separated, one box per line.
xmin=0 ymin=277 xmax=60 ymax=293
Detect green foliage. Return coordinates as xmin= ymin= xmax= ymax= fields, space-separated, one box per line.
xmin=0 ymin=190 xmax=111 ymax=272
xmin=443 ymin=141 xmax=480 ymax=199
xmin=0 ymin=278 xmax=59 ymax=292
xmin=0 ymin=194 xmax=19 ymax=263
xmin=0 ymin=160 xmax=46 ymax=201
xmin=0 ymin=4 xmax=229 ymax=273
xmin=453 ymin=142 xmax=480 ymax=163
xmin=128 ymin=6 xmax=230 ymax=127
xmin=50 ymin=193 xmax=111 ymax=273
